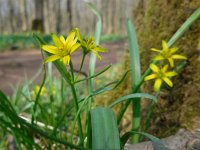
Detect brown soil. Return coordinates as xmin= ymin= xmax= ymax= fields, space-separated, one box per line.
xmin=0 ymin=40 xmax=127 ymax=95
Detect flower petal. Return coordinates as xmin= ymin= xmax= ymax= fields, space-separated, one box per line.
xmin=166 ymin=72 xmax=177 ymax=77
xmin=51 ymin=33 xmax=63 ymax=47
xmin=172 ymin=54 xmax=187 ymax=59
xmin=168 ymin=58 xmax=174 ymax=67
xmin=161 ymin=65 xmax=168 ymax=72
xmin=63 ymin=55 xmax=70 ymax=65
xmin=75 ymin=28 xmax=83 ymax=43
xmin=154 ymin=79 xmax=162 ymax=92
xmin=66 ymin=31 xmax=76 ymax=44
xmin=42 ymin=45 xmax=59 ymax=54
xmin=60 ymin=36 xmax=66 ymax=44
xmin=70 ymin=43 xmax=81 ymax=54
xmin=93 ymin=46 xmax=108 ymax=52
xmin=45 ymin=55 xmax=61 ymax=63
xmin=170 ymin=47 xmax=179 ymax=54
xmin=162 ymin=40 xmax=168 ymax=51
xmin=150 ymin=64 xmax=159 ymax=73
xmin=151 ymin=48 xmax=162 ymax=53
xmin=163 ymin=77 xmax=173 ymax=87
xmin=153 ymin=55 xmax=165 ymax=60
xmin=144 ymin=74 xmax=156 ymax=81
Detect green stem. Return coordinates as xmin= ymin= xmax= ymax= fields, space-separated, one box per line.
xmin=132 ymin=98 xmax=141 ymax=143
xmin=75 ymin=55 xmax=86 ymax=82
xmin=70 ymin=83 xmax=83 ymax=145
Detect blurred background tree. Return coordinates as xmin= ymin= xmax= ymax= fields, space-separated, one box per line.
xmin=0 ymin=0 xmax=139 ymax=35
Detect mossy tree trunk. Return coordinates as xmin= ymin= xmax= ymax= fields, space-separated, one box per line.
xmin=134 ymin=0 xmax=200 ymax=137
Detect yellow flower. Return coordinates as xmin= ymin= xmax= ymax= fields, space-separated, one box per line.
xmin=144 ymin=64 xmax=177 ymax=92
xmin=32 ymin=85 xmax=47 ymax=98
xmin=42 ymin=31 xmax=80 ymax=65
xmin=151 ymin=40 xmax=187 ymax=67
xmin=75 ymin=28 xmax=107 ymax=60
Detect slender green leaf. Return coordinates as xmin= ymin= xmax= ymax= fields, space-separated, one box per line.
xmin=90 ymin=107 xmax=120 ymax=149
xmin=126 ymin=17 xmax=142 ymax=143
xmin=121 ymin=131 xmax=169 ymax=150
xmin=126 ymin=17 xmax=141 ymax=88
xmin=168 ymin=7 xmax=200 ymax=47
xmin=75 ymin=64 xmax=112 ymax=84
xmin=109 ymin=93 xmax=157 ymax=108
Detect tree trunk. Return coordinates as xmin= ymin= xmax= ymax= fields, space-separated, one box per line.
xmin=32 ymin=0 xmax=44 ymax=32
xmin=111 ymin=0 xmax=200 ymax=139
xmin=67 ymin=0 xmax=73 ymax=30
xmin=19 ymin=0 xmax=27 ymax=32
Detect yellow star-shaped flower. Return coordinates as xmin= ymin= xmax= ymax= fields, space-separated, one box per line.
xmin=144 ymin=64 xmax=177 ymax=92
xmin=75 ymin=28 xmax=107 ymax=60
xmin=151 ymin=40 xmax=187 ymax=67
xmin=42 ymin=31 xmax=80 ymax=65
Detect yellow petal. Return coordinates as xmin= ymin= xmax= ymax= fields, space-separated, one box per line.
xmin=170 ymin=47 xmax=178 ymax=54
xmin=63 ymin=55 xmax=70 ymax=65
xmin=166 ymin=71 xmax=177 ymax=77
xmin=45 ymin=55 xmax=61 ymax=63
xmin=60 ymin=36 xmax=66 ymax=44
xmin=168 ymin=58 xmax=174 ymax=67
xmin=151 ymin=48 xmax=162 ymax=53
xmin=150 ymin=64 xmax=159 ymax=73
xmin=154 ymin=79 xmax=162 ymax=92
xmin=51 ymin=33 xmax=63 ymax=47
xmin=153 ymin=55 xmax=165 ymax=60
xmin=91 ymin=50 xmax=102 ymax=60
xmin=172 ymin=55 xmax=187 ymax=59
xmin=42 ymin=45 xmax=59 ymax=54
xmin=70 ymin=43 xmax=80 ymax=54
xmin=144 ymin=74 xmax=157 ymax=81
xmin=162 ymin=40 xmax=168 ymax=51
xmin=161 ymin=65 xmax=168 ymax=72
xmin=93 ymin=47 xmax=108 ymax=52
xmin=163 ymin=77 xmax=173 ymax=87
xmin=75 ymin=28 xmax=83 ymax=43
xmin=66 ymin=31 xmax=76 ymax=44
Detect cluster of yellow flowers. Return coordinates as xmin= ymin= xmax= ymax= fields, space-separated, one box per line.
xmin=41 ymin=28 xmax=107 ymax=65
xmin=145 ymin=40 xmax=187 ymax=92
xmin=31 ymin=85 xmax=56 ymax=99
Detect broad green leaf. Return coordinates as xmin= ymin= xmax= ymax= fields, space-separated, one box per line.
xmin=126 ymin=17 xmax=142 ymax=143
xmin=90 ymin=107 xmax=120 ymax=149
xmin=121 ymin=131 xmax=169 ymax=150
xmin=126 ymin=17 xmax=141 ymax=89
xmin=109 ymin=93 xmax=157 ymax=108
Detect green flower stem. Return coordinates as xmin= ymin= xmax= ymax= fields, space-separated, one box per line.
xmin=132 ymin=98 xmax=141 ymax=143
xmin=75 ymin=54 xmax=86 ymax=82
xmin=70 ymin=84 xmax=83 ymax=144
xmin=69 ymin=60 xmax=84 ymax=144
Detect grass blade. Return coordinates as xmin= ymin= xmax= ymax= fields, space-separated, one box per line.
xmin=109 ymin=93 xmax=157 ymax=108
xmin=121 ymin=131 xmax=169 ymax=150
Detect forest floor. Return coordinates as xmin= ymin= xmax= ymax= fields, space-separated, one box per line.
xmin=0 ymin=40 xmax=127 ymax=95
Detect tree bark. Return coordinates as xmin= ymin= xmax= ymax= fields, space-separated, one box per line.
xmin=32 ymin=0 xmax=44 ymax=32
